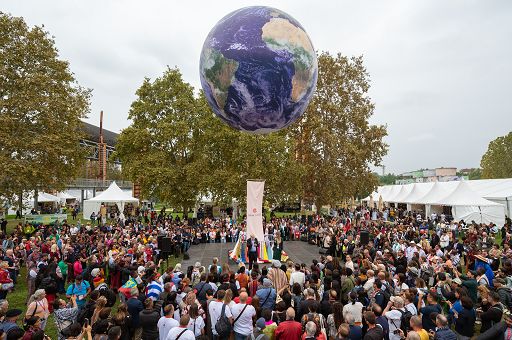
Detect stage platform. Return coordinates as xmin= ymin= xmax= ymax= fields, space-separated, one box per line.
xmin=180 ymin=240 xmax=323 ymax=271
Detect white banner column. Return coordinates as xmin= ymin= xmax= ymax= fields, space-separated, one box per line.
xmin=246 ymin=180 xmax=265 ymax=253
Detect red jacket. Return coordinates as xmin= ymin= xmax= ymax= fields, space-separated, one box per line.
xmin=0 ymin=269 xmax=12 ymax=284
xmin=275 ymin=320 xmax=303 ymax=340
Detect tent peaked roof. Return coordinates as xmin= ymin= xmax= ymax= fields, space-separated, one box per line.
xmin=393 ymin=184 xmax=414 ymax=203
xmin=38 ymin=192 xmax=60 ymax=203
xmin=87 ymin=181 xmax=138 ymax=202
xmin=435 ymin=181 xmax=502 ymax=207
xmin=383 ymin=185 xmax=403 ymax=202
xmin=415 ymin=181 xmax=458 ymax=205
xmin=401 ymin=182 xmax=435 ymax=204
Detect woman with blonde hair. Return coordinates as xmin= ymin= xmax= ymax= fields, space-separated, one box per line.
xmin=224 ymin=289 xmax=236 ymax=309
xmin=0 ymin=261 xmax=13 ymax=300
xmin=26 ymin=289 xmax=50 ymax=330
xmin=91 ymin=296 xmax=107 ymax=325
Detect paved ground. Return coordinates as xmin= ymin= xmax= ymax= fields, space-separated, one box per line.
xmin=181 ymin=240 xmax=322 ymax=270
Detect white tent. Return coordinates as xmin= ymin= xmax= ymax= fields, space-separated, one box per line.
xmin=382 ymin=185 xmax=403 ymax=202
xmin=402 ymin=183 xmax=435 ymax=203
xmin=434 ymin=181 xmax=505 ymax=225
xmin=83 ymin=182 xmax=138 ymax=219
xmin=57 ymin=192 xmax=77 ymax=203
xmin=37 ymin=192 xmax=60 ymax=203
xmin=392 ymin=184 xmax=414 ymax=204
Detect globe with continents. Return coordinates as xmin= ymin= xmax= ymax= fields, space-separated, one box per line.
xmin=199 ymin=6 xmax=318 ymax=134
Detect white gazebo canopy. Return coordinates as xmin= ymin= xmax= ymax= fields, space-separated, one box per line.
xmin=83 ymin=182 xmax=138 ymax=219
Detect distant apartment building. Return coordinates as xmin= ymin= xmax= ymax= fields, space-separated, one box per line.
xmin=395 ymin=167 xmax=466 ymax=184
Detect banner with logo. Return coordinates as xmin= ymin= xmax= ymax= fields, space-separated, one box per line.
xmin=25 ymin=214 xmax=67 ymax=225
xmin=246 ymin=180 xmax=265 ymax=242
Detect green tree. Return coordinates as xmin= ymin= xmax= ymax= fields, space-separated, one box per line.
xmin=0 ymin=13 xmax=90 ymax=205
xmin=115 ymin=68 xmax=202 ymax=215
xmin=481 ymin=132 xmax=512 ymax=178
xmin=468 ymin=168 xmax=482 ymax=180
xmin=379 ymin=173 xmax=398 ymax=185
xmin=196 ymin=93 xmax=303 ymax=207
xmin=291 ymin=52 xmax=387 ymax=208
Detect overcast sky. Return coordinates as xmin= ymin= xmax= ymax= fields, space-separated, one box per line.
xmin=3 ymin=1 xmax=511 ymax=174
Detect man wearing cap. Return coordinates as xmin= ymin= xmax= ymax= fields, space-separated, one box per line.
xmin=383 ymin=296 xmax=406 ymax=340
xmin=405 ymin=241 xmax=417 ymax=262
xmin=0 ymin=308 xmax=23 ymax=334
xmin=252 ymin=317 xmax=270 ymax=340
xmin=256 ymin=278 xmax=276 ymax=310
xmin=453 ymin=269 xmax=477 ymax=303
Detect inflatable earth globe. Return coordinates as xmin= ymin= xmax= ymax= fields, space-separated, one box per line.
xmin=199 ymin=6 xmax=318 ymax=134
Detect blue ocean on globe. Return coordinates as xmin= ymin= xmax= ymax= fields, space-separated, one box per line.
xmin=199 ymin=6 xmax=318 ymax=134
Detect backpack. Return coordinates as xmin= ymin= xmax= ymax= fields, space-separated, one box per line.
xmin=215 ymin=303 xmax=232 ymax=337
xmin=398 ymin=308 xmax=413 ymax=334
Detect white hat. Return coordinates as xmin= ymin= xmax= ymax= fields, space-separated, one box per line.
xmin=137 ymin=266 xmax=145 ymax=274
xmin=91 ymin=268 xmax=100 ymax=278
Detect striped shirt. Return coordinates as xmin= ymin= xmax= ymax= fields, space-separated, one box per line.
xmin=147 ymin=280 xmax=163 ymax=301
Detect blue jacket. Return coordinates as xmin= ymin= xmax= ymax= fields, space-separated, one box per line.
xmin=256 ymin=287 xmax=276 ymax=310
xmin=435 ymin=327 xmax=457 ymax=340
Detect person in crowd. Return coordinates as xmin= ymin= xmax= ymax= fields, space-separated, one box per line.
xmin=158 ymin=304 xmax=178 ymax=340
xmin=0 ymin=206 xmax=510 ymax=340
xmin=165 ymin=314 xmax=195 ymax=340
xmin=275 ymin=307 xmax=302 ymax=340
xmin=256 ymin=278 xmax=277 ymax=311
xmin=25 ymin=289 xmax=50 ymax=330
xmin=53 ymin=295 xmax=79 ymax=340
xmin=231 ymin=292 xmax=257 ymax=340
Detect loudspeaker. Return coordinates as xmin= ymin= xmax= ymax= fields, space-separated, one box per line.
xmin=160 ymin=237 xmax=173 ymax=253
xmin=301 ymin=215 xmax=306 ymax=223
xmin=307 ymin=215 xmax=313 ymax=225
xmin=157 ymin=235 xmax=164 ymax=249
xmin=319 ymin=247 xmax=328 ymax=255
xmin=183 ymin=252 xmax=190 ymax=260
xmin=360 ymin=230 xmax=369 ymax=245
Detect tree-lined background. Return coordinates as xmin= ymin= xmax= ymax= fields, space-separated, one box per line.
xmin=115 ymin=52 xmax=388 ymax=213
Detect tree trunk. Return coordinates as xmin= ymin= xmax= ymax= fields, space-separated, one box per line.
xmin=183 ymin=206 xmax=189 ymax=220
xmin=18 ymin=191 xmax=23 ymax=215
xmin=34 ymin=188 xmax=39 ymax=212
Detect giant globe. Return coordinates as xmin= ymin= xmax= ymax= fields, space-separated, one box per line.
xmin=199 ymin=6 xmax=318 ymax=134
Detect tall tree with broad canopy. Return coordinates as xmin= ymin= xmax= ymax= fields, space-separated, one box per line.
xmin=0 ymin=13 xmax=90 ymax=207
xmin=115 ymin=68 xmax=203 ymax=216
xmin=481 ymin=132 xmax=512 ymax=179
xmin=290 ymin=52 xmax=388 ymax=208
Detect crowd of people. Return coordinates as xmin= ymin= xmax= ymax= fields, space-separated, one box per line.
xmin=0 ymin=207 xmax=510 ymax=340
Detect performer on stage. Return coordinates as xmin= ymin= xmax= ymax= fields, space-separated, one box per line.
xmin=273 ymin=231 xmax=283 ymax=261
xmin=247 ymin=233 xmax=259 ymax=270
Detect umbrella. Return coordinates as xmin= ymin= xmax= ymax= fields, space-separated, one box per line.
xmin=378 ymin=195 xmax=383 ymax=211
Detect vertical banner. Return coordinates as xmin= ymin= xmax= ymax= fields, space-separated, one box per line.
xmin=246 ymin=180 xmax=265 ymax=243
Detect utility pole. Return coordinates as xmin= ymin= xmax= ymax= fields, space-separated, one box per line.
xmin=98 ymin=111 xmax=107 ymax=182
xmin=382 ymin=165 xmax=386 ymax=176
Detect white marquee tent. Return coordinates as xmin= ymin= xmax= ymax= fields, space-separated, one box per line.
xmin=83 ymin=182 xmax=138 ymax=219
xmin=433 ymin=181 xmax=504 ymax=225
xmin=363 ymin=178 xmax=512 ymax=225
